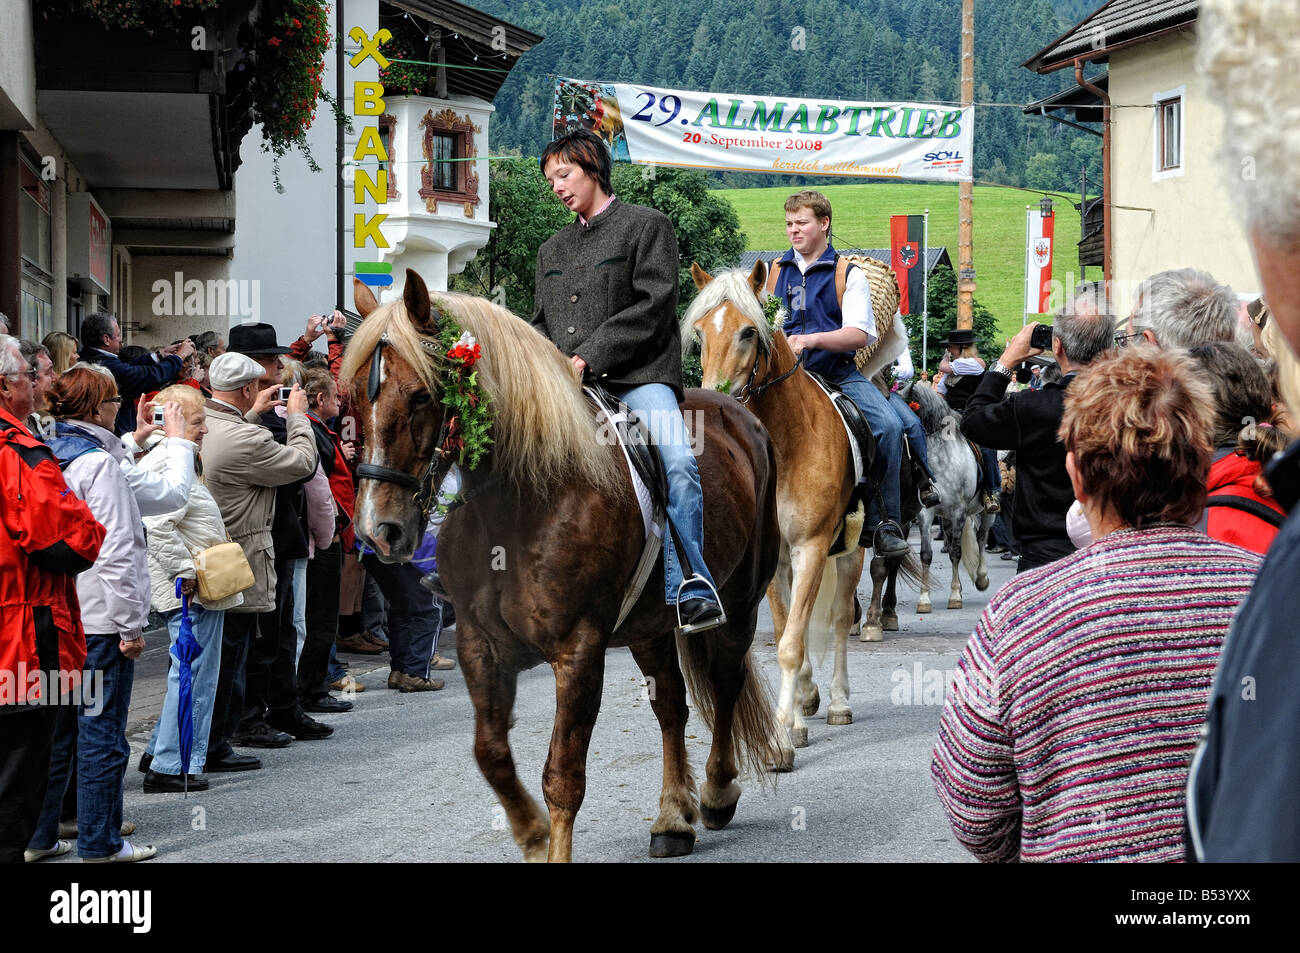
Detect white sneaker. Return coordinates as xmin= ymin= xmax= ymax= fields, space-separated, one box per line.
xmin=24 ymin=839 xmax=73 ymax=863
xmin=83 ymin=839 xmax=157 ymax=863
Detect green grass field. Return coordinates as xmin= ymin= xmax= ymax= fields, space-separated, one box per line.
xmin=714 ymin=182 xmax=1085 ymax=342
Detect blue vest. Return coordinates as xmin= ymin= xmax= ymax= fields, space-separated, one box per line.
xmin=775 ymin=245 xmax=857 ymax=383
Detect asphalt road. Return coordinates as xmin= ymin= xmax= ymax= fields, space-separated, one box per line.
xmin=64 ymin=531 xmax=1019 ymax=863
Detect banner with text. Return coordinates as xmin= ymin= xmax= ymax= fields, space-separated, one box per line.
xmin=553 ymin=79 xmax=974 ymax=182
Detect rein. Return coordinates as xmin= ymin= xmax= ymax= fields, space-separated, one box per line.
xmin=738 ymin=344 xmax=806 ymax=403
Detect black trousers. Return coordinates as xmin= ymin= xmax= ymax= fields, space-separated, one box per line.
xmin=209 ymin=612 xmax=257 ymax=759
xmin=299 ymin=542 xmax=342 ymax=698
xmin=243 ymin=558 xmax=298 ymax=728
xmin=363 ymin=554 xmax=442 ymax=679
xmin=0 ymin=708 xmax=56 ymax=863
xmin=1016 ymin=538 xmax=1076 ymax=574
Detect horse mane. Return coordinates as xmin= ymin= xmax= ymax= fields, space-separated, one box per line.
xmin=906 ymin=379 xmax=954 ymax=433
xmin=341 ymin=291 xmax=627 ymax=500
xmin=680 ymin=269 xmax=776 ymax=352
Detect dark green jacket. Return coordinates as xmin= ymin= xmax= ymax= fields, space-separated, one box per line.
xmin=532 ymin=197 xmax=684 ymax=401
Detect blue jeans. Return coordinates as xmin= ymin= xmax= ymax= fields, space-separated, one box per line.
xmin=77 ymin=633 xmax=134 ymax=859
xmin=836 ymin=372 xmax=903 ymax=526
xmin=145 ymin=604 xmax=225 ymax=776
xmin=363 ymin=554 xmax=442 ymax=679
xmin=613 ymin=382 xmax=717 ymax=603
xmin=981 ymin=448 xmax=1000 ymax=493
xmin=887 ymin=391 xmax=932 ymax=480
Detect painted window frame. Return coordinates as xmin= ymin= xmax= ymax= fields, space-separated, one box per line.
xmin=1152 ymin=85 xmax=1185 ymax=182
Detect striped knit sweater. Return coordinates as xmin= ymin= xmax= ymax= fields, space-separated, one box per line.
xmin=931 ymin=525 xmax=1261 ymax=862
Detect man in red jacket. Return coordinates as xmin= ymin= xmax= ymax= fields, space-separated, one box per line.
xmin=0 ymin=334 xmax=105 ymax=863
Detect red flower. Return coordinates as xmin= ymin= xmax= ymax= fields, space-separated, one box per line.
xmin=268 ymin=36 xmax=281 ymax=47
xmin=908 ymin=401 xmax=920 ymax=412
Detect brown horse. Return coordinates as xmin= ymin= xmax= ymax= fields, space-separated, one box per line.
xmin=342 ymin=270 xmax=781 ymax=862
xmin=684 ymin=262 xmax=919 ymax=770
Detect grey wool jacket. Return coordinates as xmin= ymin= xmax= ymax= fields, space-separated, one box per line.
xmin=532 ymin=197 xmax=685 ymax=401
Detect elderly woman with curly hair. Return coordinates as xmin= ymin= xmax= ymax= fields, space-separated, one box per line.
xmin=932 ymin=346 xmax=1262 ymax=862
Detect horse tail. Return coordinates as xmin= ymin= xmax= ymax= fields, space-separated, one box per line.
xmin=961 ymin=516 xmax=979 ymax=581
xmin=806 ymin=557 xmax=839 ymax=665
xmin=676 ymin=635 xmax=781 ymax=788
xmin=895 ymin=548 xmax=924 ymax=590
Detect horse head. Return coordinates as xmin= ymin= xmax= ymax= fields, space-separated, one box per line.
xmin=683 ymin=261 xmax=778 ymax=399
xmin=345 ymin=268 xmax=449 ymax=562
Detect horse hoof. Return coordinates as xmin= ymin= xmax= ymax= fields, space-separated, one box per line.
xmin=800 ymin=686 xmax=821 ymax=717
xmin=700 ymin=801 xmax=738 ymax=831
xmin=976 ymin=574 xmax=990 ymax=592
xmin=860 ymin=625 xmax=883 ymax=643
xmin=916 ymin=599 xmax=932 ymax=615
xmin=882 ymin=613 xmax=899 ymax=632
xmin=827 ymin=707 xmax=852 ymax=726
xmin=791 ymin=724 xmax=808 ymax=748
xmin=948 ymin=598 xmax=963 ymax=610
xmin=648 ymin=831 xmax=696 ymax=858
xmin=767 ymin=749 xmax=795 ymax=772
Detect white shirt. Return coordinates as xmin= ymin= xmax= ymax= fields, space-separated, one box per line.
xmin=950 ymin=357 xmax=985 ymax=376
xmin=893 ymin=336 xmax=915 ymax=380
xmin=790 ymin=250 xmax=878 ymax=346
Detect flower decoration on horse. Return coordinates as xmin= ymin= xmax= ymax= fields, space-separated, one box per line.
xmin=435 ymin=324 xmax=492 ymax=470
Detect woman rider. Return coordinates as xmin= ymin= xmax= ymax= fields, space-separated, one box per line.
xmin=531 ymin=128 xmax=724 ymax=634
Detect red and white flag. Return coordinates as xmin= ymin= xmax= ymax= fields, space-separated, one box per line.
xmin=1025 ymin=209 xmax=1054 ymax=315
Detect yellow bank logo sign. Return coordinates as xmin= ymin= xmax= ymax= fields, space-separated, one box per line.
xmin=350 ymin=27 xmax=391 ymax=287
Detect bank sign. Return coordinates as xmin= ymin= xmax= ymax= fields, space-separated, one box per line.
xmin=554 ymin=79 xmax=973 ymax=182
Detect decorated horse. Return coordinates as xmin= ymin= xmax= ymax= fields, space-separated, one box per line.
xmin=684 ymin=261 xmax=920 ymax=771
xmin=343 ymin=271 xmax=782 ymax=862
xmin=899 ymin=378 xmax=993 ymax=610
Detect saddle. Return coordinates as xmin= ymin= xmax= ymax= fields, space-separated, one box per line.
xmin=584 ymin=385 xmax=670 ymax=631
xmin=804 ymin=370 xmax=876 ymax=484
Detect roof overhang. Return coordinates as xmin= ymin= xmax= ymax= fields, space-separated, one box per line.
xmin=1023 ymin=73 xmax=1108 ymax=125
xmin=1022 ymin=0 xmax=1199 ymax=74
xmin=384 ymin=0 xmax=543 ymax=101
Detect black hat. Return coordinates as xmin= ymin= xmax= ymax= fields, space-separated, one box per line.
xmin=229 ymin=323 xmax=292 ymax=356
xmin=940 ymin=328 xmax=979 ymax=347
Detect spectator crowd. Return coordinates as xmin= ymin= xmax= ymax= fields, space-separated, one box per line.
xmin=1 ymin=309 xmax=452 ymax=864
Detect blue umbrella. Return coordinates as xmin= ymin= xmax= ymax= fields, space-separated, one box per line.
xmin=172 ymin=579 xmax=204 ymax=796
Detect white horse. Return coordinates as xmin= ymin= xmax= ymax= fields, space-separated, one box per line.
xmin=900 ymin=380 xmax=993 ymax=610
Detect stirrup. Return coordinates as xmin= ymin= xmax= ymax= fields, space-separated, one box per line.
xmin=868 ymin=519 xmax=907 ymax=552
xmin=675 ymin=574 xmax=727 ymax=636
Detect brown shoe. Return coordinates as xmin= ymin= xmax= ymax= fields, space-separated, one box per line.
xmin=430 ymin=653 xmax=456 ymax=671
xmin=981 ymin=491 xmax=1001 ymax=515
xmin=387 ymin=670 xmax=402 ymax=690
xmin=396 ymin=672 xmax=444 ymax=693
xmin=330 ymin=675 xmax=365 ymax=694
xmin=337 ymin=633 xmax=383 ymax=655
xmin=360 ymin=630 xmax=389 ymax=650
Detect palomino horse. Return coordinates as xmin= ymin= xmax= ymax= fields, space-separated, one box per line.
xmin=900 ymin=379 xmax=993 ymax=610
xmin=684 ymin=262 xmax=918 ymax=771
xmin=343 ymin=271 xmax=781 ymax=862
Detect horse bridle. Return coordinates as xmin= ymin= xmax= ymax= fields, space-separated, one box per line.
xmin=736 ymin=339 xmax=807 ymax=403
xmin=354 ymin=330 xmax=456 ymax=521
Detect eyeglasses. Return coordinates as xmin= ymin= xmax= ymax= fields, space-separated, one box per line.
xmin=4 ymin=368 xmax=37 ymax=382
xmin=1113 ymin=330 xmax=1145 ymax=348
xmin=102 ymin=396 xmax=123 ymax=405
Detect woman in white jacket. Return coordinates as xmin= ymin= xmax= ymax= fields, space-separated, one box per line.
xmin=33 ymin=365 xmax=194 ymax=863
xmin=137 ymin=385 xmax=245 ymax=792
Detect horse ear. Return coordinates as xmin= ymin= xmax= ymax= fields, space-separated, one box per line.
xmin=749 ymin=259 xmax=767 ymax=298
xmin=403 ymin=269 xmax=434 ymax=331
xmin=354 ymin=278 xmax=378 ymax=318
xmin=690 ymin=262 xmax=713 ymax=291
